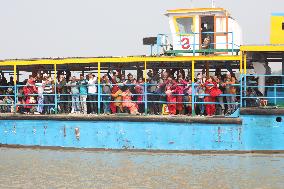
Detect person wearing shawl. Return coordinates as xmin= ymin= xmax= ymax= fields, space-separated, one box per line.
xmin=204 ymin=76 xmax=218 ymax=116
xmin=111 ymin=85 xmax=123 ymax=113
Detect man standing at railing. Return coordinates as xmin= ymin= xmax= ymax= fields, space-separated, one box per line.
xmin=57 ymin=74 xmax=68 ymax=114
xmin=195 ymin=73 xmax=205 ymax=116
xmin=43 ymin=75 xmax=54 ymax=114
xmin=224 ymin=72 xmax=237 ymax=115
xmin=101 ymin=74 xmax=112 ymax=115
xmin=147 ymin=69 xmax=160 ymax=115
xmin=78 ymin=74 xmax=88 ymax=114
xmin=68 ymin=76 xmax=80 ymax=114
xmin=88 ymin=73 xmax=97 ymax=114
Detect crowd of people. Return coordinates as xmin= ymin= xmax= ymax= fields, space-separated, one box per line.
xmin=0 ymin=69 xmax=240 ymax=116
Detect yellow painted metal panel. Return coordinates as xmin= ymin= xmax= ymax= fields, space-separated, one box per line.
xmin=54 ymin=64 xmax=57 ymax=82
xmin=244 ymin=52 xmax=247 ymax=75
xmin=191 ymin=60 xmax=195 ymax=82
xmin=144 ymin=61 xmax=147 ymax=83
xmin=13 ymin=65 xmax=17 ymax=85
xmin=240 ymin=53 xmax=243 ymax=74
xmin=271 ymin=15 xmax=284 ymax=44
xmin=240 ymin=45 xmax=284 ymax=52
xmin=98 ymin=62 xmax=101 ymax=84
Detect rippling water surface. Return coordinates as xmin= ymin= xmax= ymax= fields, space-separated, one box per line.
xmin=0 ymin=148 xmax=283 ymax=189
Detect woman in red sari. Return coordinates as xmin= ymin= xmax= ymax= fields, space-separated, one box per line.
xmin=204 ymin=76 xmax=217 ymax=116
xmin=23 ymin=75 xmax=38 ymax=114
xmin=175 ymin=74 xmax=188 ymax=114
xmin=163 ymin=77 xmax=177 ymax=115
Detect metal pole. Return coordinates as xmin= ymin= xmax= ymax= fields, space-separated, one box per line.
xmin=54 ymin=64 xmax=58 ymax=114
xmin=274 ymin=84 xmax=277 ymax=106
xmin=13 ymin=64 xmax=17 ymax=114
xmin=98 ymin=62 xmax=101 ymax=114
xmin=231 ymin=32 xmax=234 ymax=55
xmin=144 ymin=61 xmax=148 ymax=115
xmin=191 ymin=60 xmax=195 ymax=116
xmin=193 ymin=33 xmax=196 ymax=56
xmin=243 ymin=52 xmax=247 ymax=107
xmin=211 ymin=0 xmax=216 ymax=8
xmin=244 ymin=52 xmax=247 ymax=75
xmin=240 ymin=52 xmax=243 ymax=74
xmin=240 ymin=74 xmax=243 ymax=108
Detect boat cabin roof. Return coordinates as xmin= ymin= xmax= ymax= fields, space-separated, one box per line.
xmin=166 ymin=7 xmax=229 ymax=16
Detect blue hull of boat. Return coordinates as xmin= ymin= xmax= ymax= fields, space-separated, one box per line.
xmin=0 ymin=115 xmax=283 ymax=151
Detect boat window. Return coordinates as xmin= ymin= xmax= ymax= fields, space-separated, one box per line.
xmin=176 ymin=17 xmax=193 ymax=34
xmin=282 ymin=22 xmax=284 ymax=30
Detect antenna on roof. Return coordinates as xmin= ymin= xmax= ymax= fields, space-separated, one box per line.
xmin=211 ymin=0 xmax=216 ymax=8
xmin=190 ymin=0 xmax=194 ymax=8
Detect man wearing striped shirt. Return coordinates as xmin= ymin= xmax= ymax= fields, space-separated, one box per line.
xmin=43 ymin=75 xmax=54 ymax=114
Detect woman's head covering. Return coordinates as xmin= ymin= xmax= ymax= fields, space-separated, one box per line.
xmin=112 ymin=85 xmax=120 ymax=93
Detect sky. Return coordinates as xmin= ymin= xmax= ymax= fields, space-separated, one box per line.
xmin=0 ymin=0 xmax=283 ymax=59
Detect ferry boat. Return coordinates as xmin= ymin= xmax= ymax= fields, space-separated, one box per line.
xmin=0 ymin=2 xmax=284 ymax=152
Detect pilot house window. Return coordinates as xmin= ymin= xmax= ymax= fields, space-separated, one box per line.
xmin=176 ymin=17 xmax=193 ymax=34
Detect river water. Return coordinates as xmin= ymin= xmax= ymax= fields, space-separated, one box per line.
xmin=0 ymin=148 xmax=283 ymax=189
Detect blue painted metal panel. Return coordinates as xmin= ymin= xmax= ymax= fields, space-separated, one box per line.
xmin=0 ymin=115 xmax=283 ymax=151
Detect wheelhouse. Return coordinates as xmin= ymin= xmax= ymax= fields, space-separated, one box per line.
xmin=165 ymin=8 xmax=242 ymax=56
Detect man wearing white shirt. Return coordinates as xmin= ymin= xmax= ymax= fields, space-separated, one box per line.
xmin=88 ymin=73 xmax=97 ymax=114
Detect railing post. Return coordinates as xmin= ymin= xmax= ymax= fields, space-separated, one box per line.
xmin=144 ymin=82 xmax=148 ymax=115
xmin=243 ymin=52 xmax=247 ymax=107
xmin=231 ymin=32 xmax=234 ymax=55
xmin=156 ymin=34 xmax=160 ymax=56
xmin=244 ymin=52 xmax=247 ymax=75
xmin=193 ymin=32 xmax=196 ymax=56
xmin=98 ymin=62 xmax=101 ymax=114
xmin=144 ymin=61 xmax=148 ymax=115
xmin=274 ymin=84 xmax=277 ymax=106
xmin=54 ymin=63 xmax=58 ymax=114
xmin=13 ymin=64 xmax=17 ymax=114
xmin=240 ymin=74 xmax=243 ymax=108
xmin=191 ymin=60 xmax=195 ymax=116
xmin=244 ymin=74 xmax=247 ymax=107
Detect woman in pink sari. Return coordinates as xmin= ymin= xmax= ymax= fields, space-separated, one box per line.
xmin=122 ymin=87 xmax=139 ymax=115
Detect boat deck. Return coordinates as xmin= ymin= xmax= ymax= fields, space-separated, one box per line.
xmin=0 ymin=113 xmax=242 ymax=124
xmin=1 ymin=108 xmax=283 ymax=125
